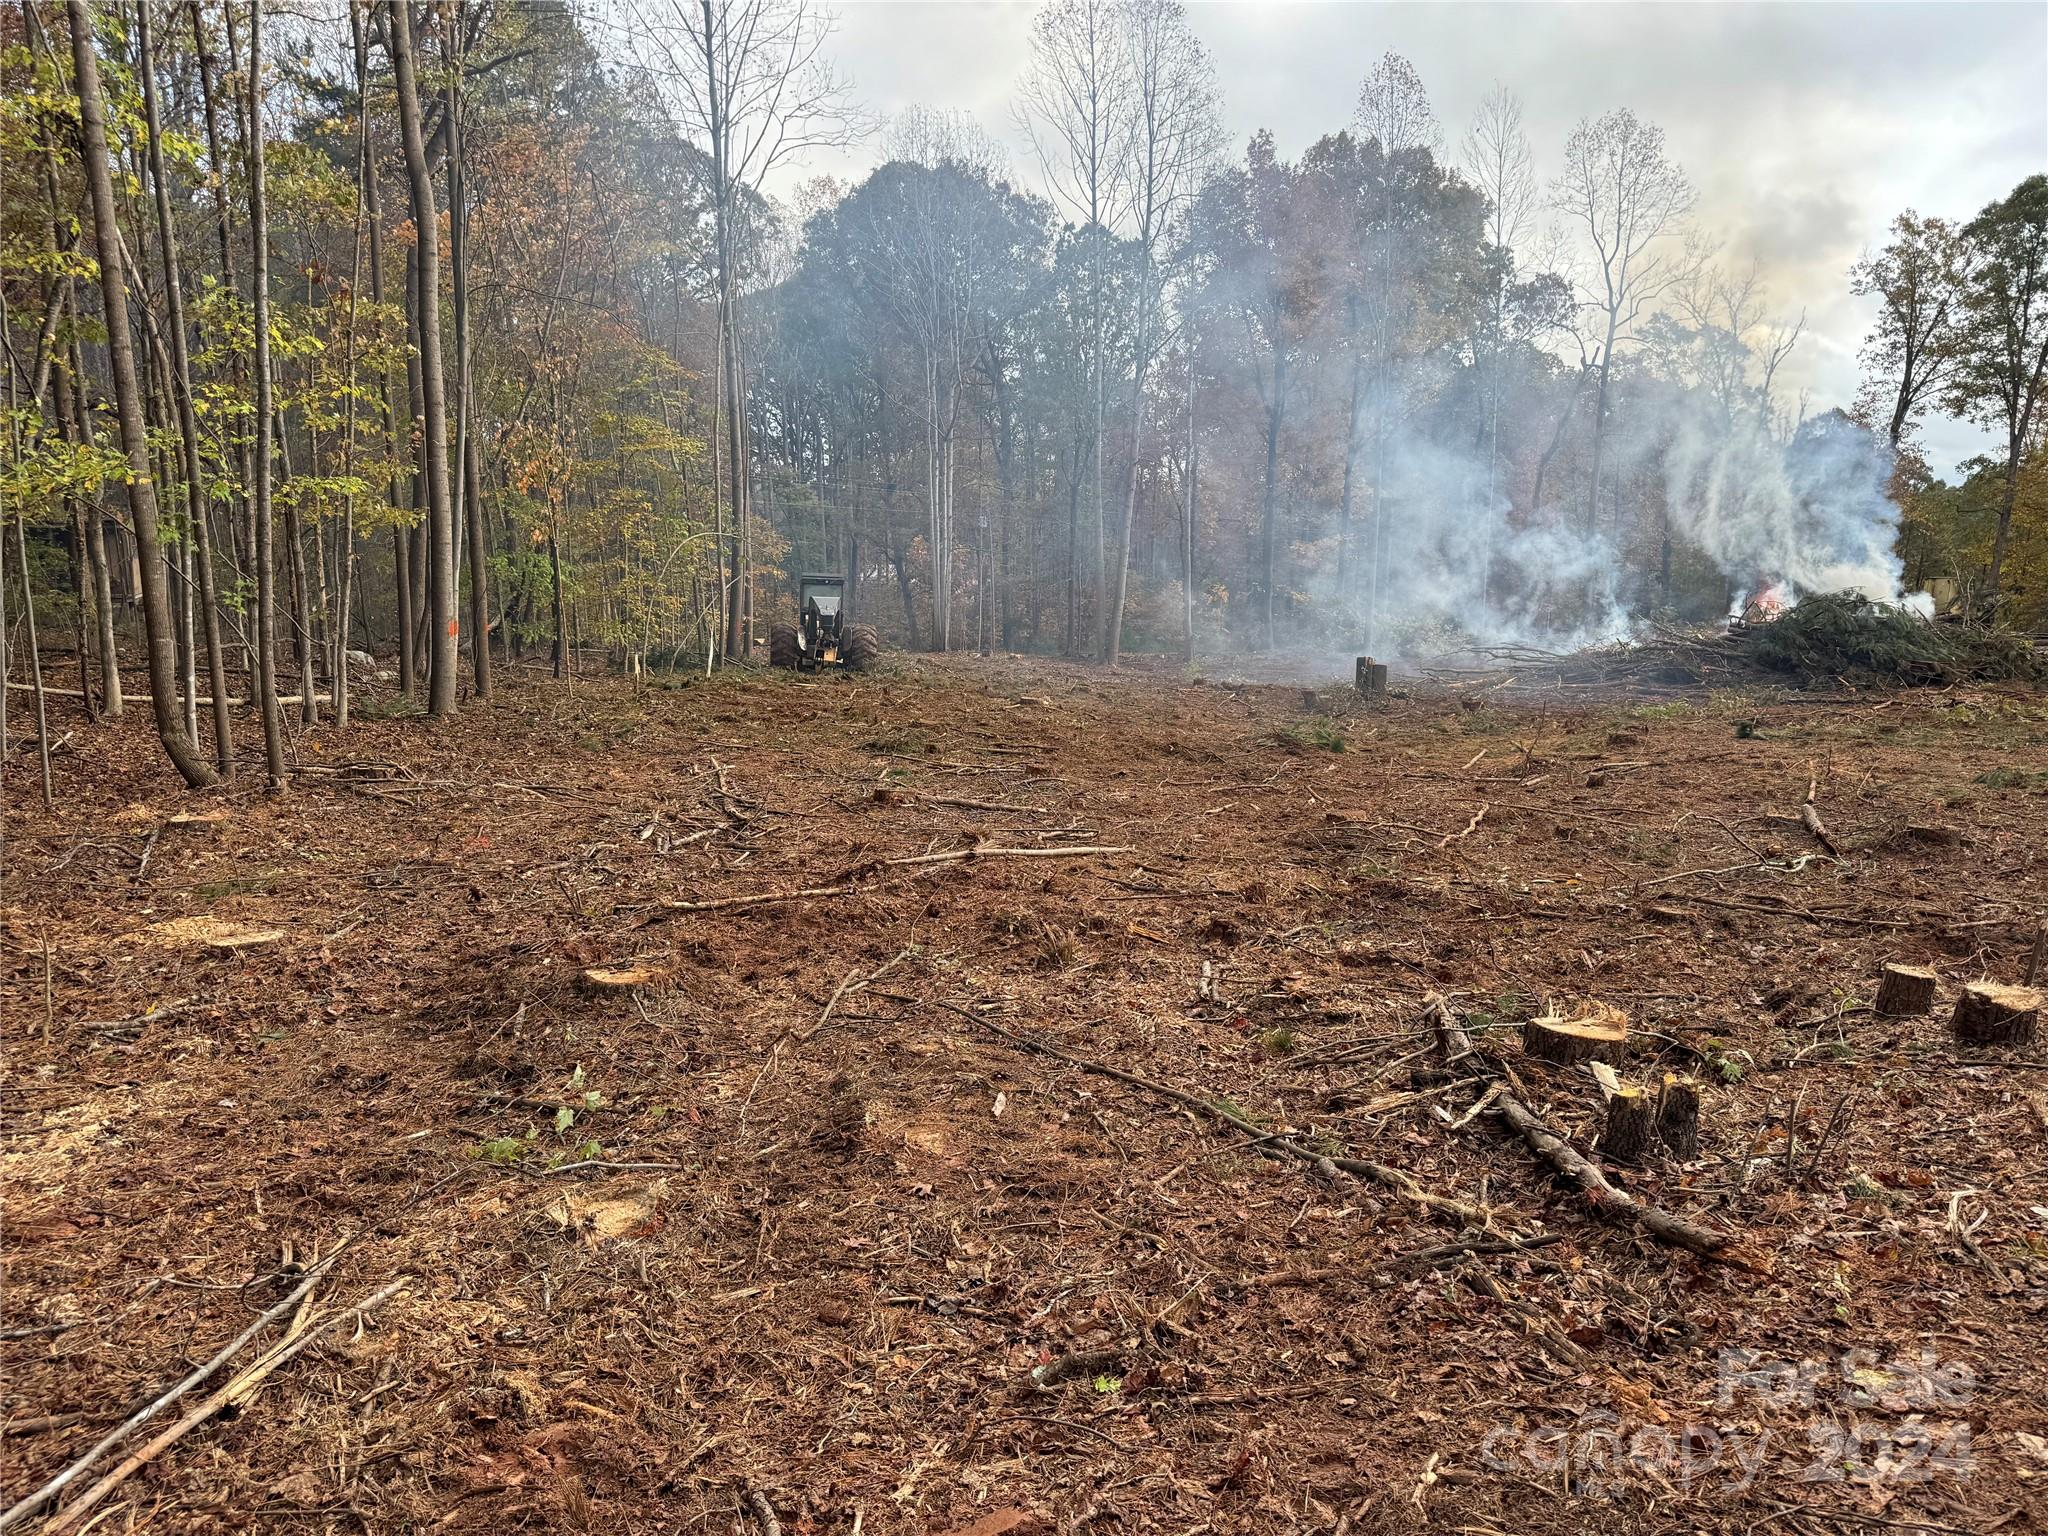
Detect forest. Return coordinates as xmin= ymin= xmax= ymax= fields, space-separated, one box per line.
xmin=3 ymin=0 xmax=2044 ymax=791
xmin=4 ymin=3 xmax=2048 ymax=1534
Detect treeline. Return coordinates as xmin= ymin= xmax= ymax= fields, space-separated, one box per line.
xmin=3 ymin=1 xmax=2044 ymax=790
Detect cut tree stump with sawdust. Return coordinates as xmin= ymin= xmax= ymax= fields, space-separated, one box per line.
xmin=1523 ymin=1002 xmax=1629 ymax=1066
xmin=1874 ymin=963 xmax=1938 ymax=1018
xmin=1656 ymin=1073 xmax=1702 ymax=1159
xmin=1951 ymin=982 xmax=2042 ymax=1047
xmin=581 ymin=964 xmax=669 ymax=992
xmin=1600 ymin=1085 xmax=1657 ymax=1163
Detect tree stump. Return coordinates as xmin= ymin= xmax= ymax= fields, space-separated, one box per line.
xmin=1951 ymin=982 xmax=2042 ymax=1047
xmin=1354 ymin=656 xmax=1388 ymax=698
xmin=1656 ymin=1073 xmax=1702 ymax=1159
xmin=1601 ymin=1085 xmax=1656 ymax=1164
xmin=1874 ymin=963 xmax=1938 ymax=1018
xmin=1522 ymin=1002 xmax=1629 ymax=1066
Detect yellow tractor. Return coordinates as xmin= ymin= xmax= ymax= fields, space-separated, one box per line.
xmin=769 ymin=575 xmax=881 ymax=674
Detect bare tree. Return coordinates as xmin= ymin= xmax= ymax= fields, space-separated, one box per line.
xmin=1017 ymin=0 xmax=1133 ymax=657
xmin=1850 ymin=211 xmax=1972 ymax=450
xmin=1552 ymin=107 xmax=1696 ymax=532
xmin=1103 ymin=0 xmax=1218 ymax=666
xmin=63 ymin=0 xmax=215 ymax=788
xmin=1462 ymin=82 xmax=1535 ymax=507
xmin=622 ymin=0 xmax=865 ymax=658
xmin=1353 ymin=51 xmax=1439 ymax=652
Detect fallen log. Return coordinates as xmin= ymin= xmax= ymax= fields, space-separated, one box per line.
xmin=1429 ymin=996 xmax=1764 ymax=1270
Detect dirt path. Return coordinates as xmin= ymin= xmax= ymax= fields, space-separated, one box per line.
xmin=5 ymin=658 xmax=2046 ymax=1534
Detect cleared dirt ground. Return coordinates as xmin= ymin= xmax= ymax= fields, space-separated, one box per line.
xmin=5 ymin=656 xmax=2047 ymax=1536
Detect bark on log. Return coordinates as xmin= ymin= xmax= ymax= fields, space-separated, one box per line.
xmin=1600 ymin=1085 xmax=1656 ymax=1164
xmin=1874 ymin=963 xmax=1938 ymax=1018
xmin=1656 ymin=1073 xmax=1702 ymax=1160
xmin=1430 ymin=998 xmax=1761 ymax=1269
xmin=1951 ymin=983 xmax=2041 ymax=1047
xmin=1523 ymin=1002 xmax=1629 ymax=1066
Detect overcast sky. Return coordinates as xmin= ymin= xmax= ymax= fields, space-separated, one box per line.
xmin=789 ymin=0 xmax=2047 ymax=479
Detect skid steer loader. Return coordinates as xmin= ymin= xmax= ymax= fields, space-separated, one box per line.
xmin=769 ymin=575 xmax=881 ymax=674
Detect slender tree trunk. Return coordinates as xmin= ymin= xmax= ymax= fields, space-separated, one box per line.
xmin=1335 ymin=349 xmax=1362 ymax=612
xmin=1260 ymin=350 xmax=1286 ymax=653
xmin=385 ymin=0 xmax=457 ymax=714
xmin=137 ymin=0 xmax=233 ymax=774
xmin=1183 ymin=347 xmax=1197 ymax=665
xmin=445 ymin=32 xmax=490 ymax=700
xmin=244 ymin=0 xmax=286 ymax=784
xmin=191 ymin=1 xmax=251 ymax=618
xmin=1585 ymin=322 xmax=1617 ymax=534
xmin=1105 ymin=264 xmax=1157 ymax=668
xmin=66 ymin=0 xmax=213 ymax=785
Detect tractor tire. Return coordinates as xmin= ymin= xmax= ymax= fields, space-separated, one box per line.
xmin=842 ymin=623 xmax=882 ymax=673
xmin=768 ymin=624 xmax=800 ymax=669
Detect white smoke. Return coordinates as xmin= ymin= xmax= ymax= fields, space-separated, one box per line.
xmin=1336 ymin=395 xmax=1919 ymax=659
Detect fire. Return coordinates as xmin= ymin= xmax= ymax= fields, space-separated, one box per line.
xmin=1732 ymin=580 xmax=1789 ymax=627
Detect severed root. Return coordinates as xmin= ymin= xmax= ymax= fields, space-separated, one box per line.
xmin=1874 ymin=963 xmax=1937 ymax=1018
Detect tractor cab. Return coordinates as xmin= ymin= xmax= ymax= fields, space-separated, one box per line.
xmin=770 ymin=575 xmax=880 ymax=673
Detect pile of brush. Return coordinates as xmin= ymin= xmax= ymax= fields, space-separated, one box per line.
xmin=1426 ymin=594 xmax=2046 ymax=693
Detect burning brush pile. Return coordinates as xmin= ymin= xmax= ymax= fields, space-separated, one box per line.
xmin=1435 ymin=594 xmax=2047 ymax=692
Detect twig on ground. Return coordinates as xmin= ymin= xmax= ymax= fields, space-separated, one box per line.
xmin=797 ymin=948 xmax=913 ymax=1045
xmin=653 ymin=845 xmax=1127 ymax=918
xmin=744 ymin=1489 xmax=781 ymax=1536
xmin=931 ymin=998 xmax=1511 ymax=1233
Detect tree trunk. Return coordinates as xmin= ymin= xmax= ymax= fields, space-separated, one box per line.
xmin=385 ymin=0 xmax=458 ymax=714
xmin=192 ymin=0 xmax=256 ymax=631
xmin=446 ymin=36 xmax=491 ymax=701
xmin=245 ymin=0 xmax=287 ymax=784
xmin=1259 ymin=348 xmax=1286 ymax=652
xmin=65 ymin=0 xmax=214 ymax=788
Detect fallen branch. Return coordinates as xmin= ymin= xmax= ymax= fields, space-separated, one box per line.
xmin=933 ymin=999 xmax=1514 ymax=1233
xmin=1800 ymin=763 xmax=1841 ymax=856
xmin=1428 ymin=996 xmax=1766 ymax=1271
xmin=42 ymin=1279 xmax=407 ymax=1536
xmin=1438 ymin=804 xmax=1488 ymax=849
xmin=0 ymin=1243 xmax=356 ymax=1532
xmin=655 ymin=845 xmax=1127 ymax=918
xmin=797 ymin=948 xmax=913 ymax=1045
